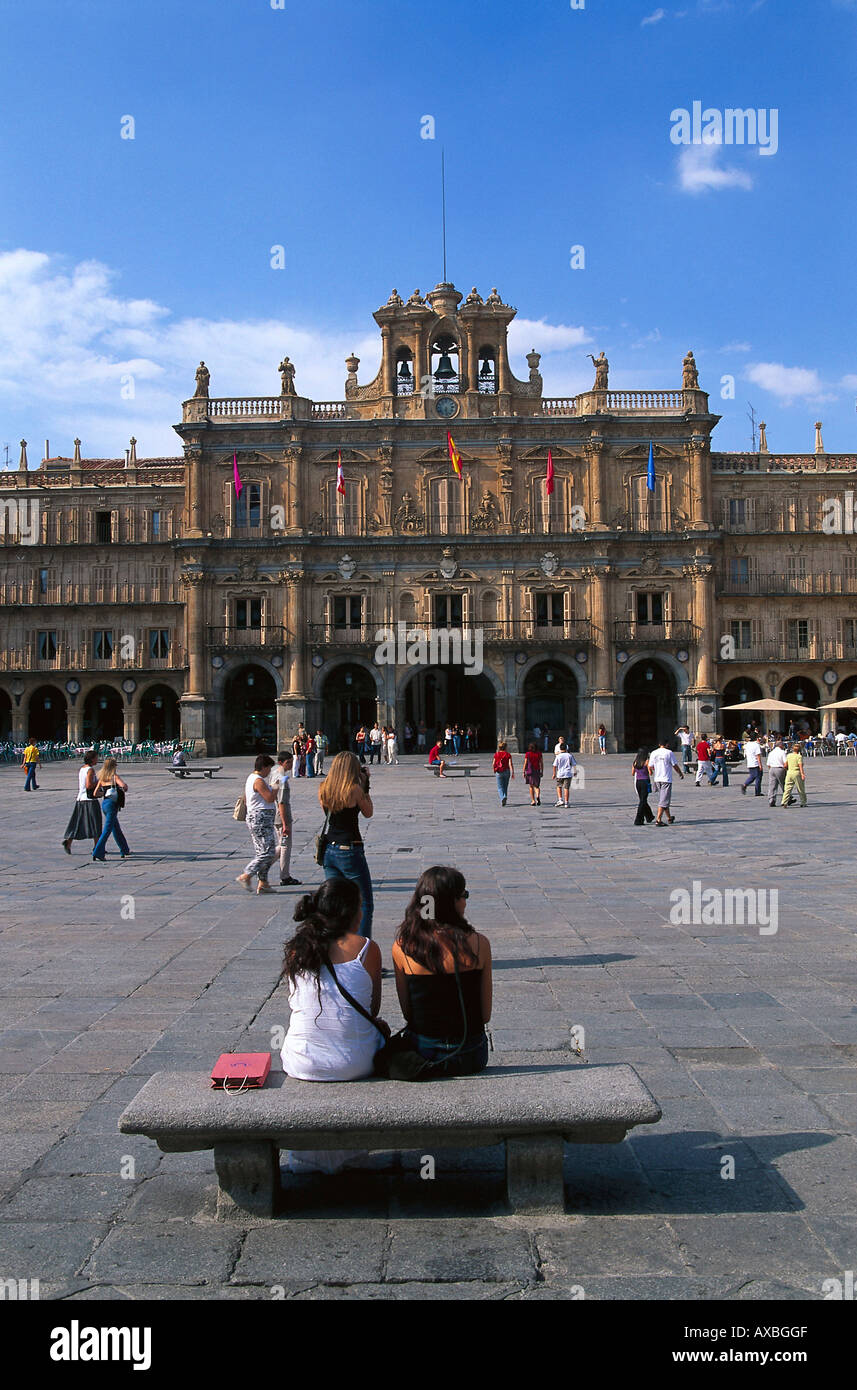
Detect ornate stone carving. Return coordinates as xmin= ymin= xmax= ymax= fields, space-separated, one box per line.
xmin=338 ymin=555 xmax=356 ymax=581
xmin=439 ymin=548 xmax=458 ymax=579
xmin=526 ymin=349 xmax=543 ymax=396
xmin=406 ymin=288 xmax=427 ymax=308
xmin=512 ymin=505 xmax=531 ymax=532
xmin=386 ymin=289 xmax=404 ymax=306
xmin=307 ymin=512 xmax=324 ymax=532
xmin=540 ymin=552 xmax=559 ymax=577
xmin=463 ymin=286 xmax=483 ymax=306
xmin=277 ymin=567 xmax=303 ymax=586
xmin=682 ymin=350 xmax=699 ymax=389
xmin=180 ymin=566 xmax=205 ymax=586
xmin=193 ymin=361 xmax=210 ymax=399
xmin=485 ymin=287 xmax=503 ymax=307
xmin=394 ymin=492 xmax=425 ymax=534
xmin=238 ymin=558 xmax=257 ymax=581
xmin=212 ymin=513 xmax=225 ymax=537
xmin=470 ymin=489 xmax=500 ymax=533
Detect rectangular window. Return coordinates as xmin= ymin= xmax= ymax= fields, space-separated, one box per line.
xmin=236 ymin=483 xmax=261 ymax=528
xmin=333 ymin=596 xmax=362 ymax=629
xmin=434 ymin=594 xmax=463 ymax=628
xmin=636 ymin=591 xmax=663 ymax=625
xmin=844 ymin=619 xmax=857 ymax=650
xmin=535 ymin=592 xmax=564 ymax=626
xmin=235 ymin=598 xmax=262 ymax=630
xmin=95 ymin=511 xmax=112 ymax=543
xmin=787 ymin=619 xmax=809 ymax=650
xmin=37 ymin=630 xmax=57 ymax=660
xmin=149 ymin=629 xmax=170 ymax=659
xmin=728 ymin=498 xmax=746 ymax=526
xmin=94 ymin=630 xmax=114 ymax=660
xmin=730 ymin=620 xmax=752 ymax=650
xmin=729 ymin=557 xmax=750 ymax=588
xmin=151 ymin=510 xmax=161 ymax=540
xmin=39 ymin=568 xmax=48 ymax=594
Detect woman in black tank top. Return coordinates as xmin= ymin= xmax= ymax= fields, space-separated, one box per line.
xmin=392 ymin=866 xmax=492 ymax=1078
xmin=318 ymin=751 xmax=375 ymax=939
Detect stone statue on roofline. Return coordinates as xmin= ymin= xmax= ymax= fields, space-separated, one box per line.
xmin=278 ymin=356 xmax=297 ymax=396
xmin=588 ymin=351 xmax=608 ymax=390
xmin=193 ymin=361 xmax=210 ymax=399
xmin=682 ymin=350 xmax=699 ymax=389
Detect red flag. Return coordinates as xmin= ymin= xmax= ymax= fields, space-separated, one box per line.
xmin=546 ymin=448 xmax=555 ymax=496
xmin=336 ymin=449 xmax=346 ymax=495
xmin=447 ymin=431 xmax=462 ymax=480
xmin=233 ymin=452 xmax=243 ymax=498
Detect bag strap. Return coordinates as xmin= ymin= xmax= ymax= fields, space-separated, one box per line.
xmin=324 ymin=960 xmax=387 ymax=1038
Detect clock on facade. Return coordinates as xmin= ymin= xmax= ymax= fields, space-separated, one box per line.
xmin=434 ymin=396 xmax=459 ymax=419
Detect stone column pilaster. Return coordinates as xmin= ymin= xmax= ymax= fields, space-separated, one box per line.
xmin=688 ymin=433 xmax=711 ymax=529
xmin=584 ymin=435 xmax=606 ymax=529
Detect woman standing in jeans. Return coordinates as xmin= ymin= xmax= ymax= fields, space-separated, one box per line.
xmin=91 ymin=757 xmax=130 ymax=861
xmin=319 ymin=751 xmax=374 ymax=939
xmin=493 ymin=740 xmax=514 ymax=806
xmin=392 ymin=866 xmax=492 ymax=1078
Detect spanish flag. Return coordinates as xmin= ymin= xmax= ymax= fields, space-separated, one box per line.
xmin=447 ymin=431 xmax=462 ymax=480
xmin=336 ymin=449 xmax=346 ymax=496
xmin=233 ymin=451 xmax=243 ymax=498
xmin=546 ymin=448 xmax=555 ymax=496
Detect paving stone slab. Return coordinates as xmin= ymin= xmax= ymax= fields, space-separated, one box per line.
xmin=83 ymin=1223 xmax=242 ymax=1285
xmin=231 ymin=1220 xmax=386 ymax=1285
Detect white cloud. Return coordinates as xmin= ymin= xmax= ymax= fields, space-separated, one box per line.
xmin=631 ymin=329 xmax=662 ymax=349
xmin=0 ymin=249 xmax=594 ymax=456
xmin=677 ymin=145 xmax=753 ymax=193
xmin=641 ymin=8 xmax=667 ymax=24
xmin=840 ymin=373 xmax=857 ymax=390
xmin=721 ymin=341 xmax=752 ymax=353
xmin=746 ymin=362 xmax=834 ymax=404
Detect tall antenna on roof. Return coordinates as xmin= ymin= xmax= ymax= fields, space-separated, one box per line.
xmin=441 ymin=148 xmax=448 ymax=283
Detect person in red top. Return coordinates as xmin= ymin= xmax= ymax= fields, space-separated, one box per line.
xmin=493 ymin=740 xmax=515 ymax=806
xmin=428 ymin=742 xmax=447 ymax=778
xmin=695 ymin=736 xmax=715 ymax=786
xmin=523 ymin=743 xmax=543 ymax=806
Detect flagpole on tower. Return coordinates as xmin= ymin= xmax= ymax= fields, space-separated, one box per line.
xmin=441 ymin=148 xmax=447 ymax=283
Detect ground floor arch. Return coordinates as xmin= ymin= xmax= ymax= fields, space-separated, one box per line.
xmin=82 ymin=685 xmax=123 ymax=741
xmin=521 ymin=660 xmax=579 ymax=749
xmin=223 ymin=664 xmax=278 ymax=755
xmin=28 ymin=685 xmax=68 ymax=741
xmin=621 ymin=658 xmax=679 ymax=752
xmin=721 ymin=676 xmax=765 ymax=739
xmin=0 ymin=688 xmax=11 ymax=741
xmin=779 ymin=675 xmax=820 ymax=733
xmin=318 ymin=662 xmax=379 ymax=753
xmin=139 ymin=684 xmax=181 ymax=742
xmin=400 ymin=665 xmax=497 ymax=748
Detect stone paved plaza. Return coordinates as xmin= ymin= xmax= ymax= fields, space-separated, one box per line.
xmin=1 ymin=752 xmax=856 ymax=1301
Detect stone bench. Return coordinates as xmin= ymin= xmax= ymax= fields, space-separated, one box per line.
xmin=119 ymin=1062 xmax=661 ymax=1219
xmin=166 ymin=766 xmax=223 ymax=778
xmin=424 ymin=763 xmax=477 ymax=777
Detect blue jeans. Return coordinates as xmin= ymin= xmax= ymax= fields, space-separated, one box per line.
xmin=712 ymin=755 xmax=729 ymax=785
xmin=404 ymin=1030 xmax=489 ymax=1078
xmin=743 ymin=767 xmax=763 ymax=795
xmin=496 ymin=770 xmax=510 ymax=803
xmin=24 ymin=764 xmax=38 ymax=790
xmin=92 ymin=799 xmax=130 ymax=859
xmin=453 ymin=736 xmax=461 ymax=755
xmin=324 ymin=842 xmax=374 ymax=939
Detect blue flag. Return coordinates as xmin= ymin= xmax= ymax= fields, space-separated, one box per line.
xmin=647 ymin=441 xmax=656 ymax=492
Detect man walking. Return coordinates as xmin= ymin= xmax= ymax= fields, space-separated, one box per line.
xmin=22 ymin=738 xmax=40 ymax=790
xmin=647 ymin=738 xmax=684 ymax=825
xmin=740 ymin=734 xmax=764 ymax=797
xmin=552 ymin=740 xmax=577 ymax=807
xmin=694 ymin=734 xmax=716 ymax=786
xmin=313 ymin=729 xmax=328 ymax=776
xmin=270 ymin=751 xmax=301 ymax=886
xmin=766 ymin=738 xmax=788 ymax=806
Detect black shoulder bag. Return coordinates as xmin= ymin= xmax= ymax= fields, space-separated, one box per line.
xmin=324 ymin=956 xmax=469 ymax=1082
xmin=314 ymin=811 xmax=330 ymax=866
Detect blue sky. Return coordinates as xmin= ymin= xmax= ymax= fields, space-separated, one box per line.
xmin=0 ymin=0 xmax=855 ymax=460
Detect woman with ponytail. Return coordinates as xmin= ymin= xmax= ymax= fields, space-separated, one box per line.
xmin=280 ymin=877 xmax=384 ymax=1083
xmin=392 ymin=866 xmax=492 ymax=1078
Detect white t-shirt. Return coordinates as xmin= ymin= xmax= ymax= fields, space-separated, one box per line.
xmin=369 ymin=728 xmax=382 ymax=746
xmin=744 ymin=740 xmax=762 ymax=769
xmin=676 ymin=730 xmax=692 ymax=747
xmin=649 ymin=748 xmax=678 ymax=783
xmin=553 ymin=752 xmax=576 ymax=779
xmin=766 ymin=746 xmax=788 ymax=769
xmin=245 ymin=772 xmax=273 ymax=816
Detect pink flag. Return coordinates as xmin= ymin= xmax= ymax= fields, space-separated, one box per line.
xmin=233 ymin=452 xmax=243 ymax=498
xmin=336 ymin=449 xmax=346 ymax=495
xmin=546 ymin=448 xmax=555 ymax=496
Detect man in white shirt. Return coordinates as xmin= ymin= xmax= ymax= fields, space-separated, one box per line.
xmin=552 ymin=742 xmax=577 ymax=806
xmin=675 ymin=726 xmax=693 ymax=771
xmin=765 ymin=738 xmax=788 ymax=806
xmin=647 ymin=740 xmax=684 ymax=825
xmin=269 ymin=752 xmax=301 ymax=885
xmin=740 ymin=737 xmax=764 ymax=796
xmin=368 ymin=722 xmax=383 ymax=764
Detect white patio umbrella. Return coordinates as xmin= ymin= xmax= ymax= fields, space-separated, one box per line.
xmin=719 ymin=699 xmax=809 ymax=712
xmin=818 ymin=698 xmax=857 ymax=710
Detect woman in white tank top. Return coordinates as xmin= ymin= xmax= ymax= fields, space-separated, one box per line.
xmin=280 ymin=877 xmax=385 ymax=1173
xmin=61 ymin=749 xmax=102 ymax=855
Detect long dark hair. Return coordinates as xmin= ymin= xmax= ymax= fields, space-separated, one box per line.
xmin=633 ymin=748 xmax=650 ymax=770
xmin=282 ymin=879 xmax=362 ymax=996
xmin=396 ymin=866 xmax=478 ymax=972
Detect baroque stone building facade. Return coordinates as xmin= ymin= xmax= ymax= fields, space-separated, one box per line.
xmin=2 ymin=281 xmax=856 ymax=755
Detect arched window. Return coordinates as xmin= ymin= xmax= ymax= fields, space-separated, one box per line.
xmin=481 ymin=590 xmax=499 ymax=623
xmin=477 ymin=345 xmax=497 ymax=394
xmin=399 ymin=591 xmax=417 ymax=624
xmin=395 ymin=347 xmax=414 ymax=396
xmin=428 ymin=477 xmax=464 ymax=535
xmin=430 ymin=332 xmax=460 ymax=395
xmin=630 ymin=475 xmax=669 ymax=531
xmin=531 ymin=473 xmax=568 ymax=534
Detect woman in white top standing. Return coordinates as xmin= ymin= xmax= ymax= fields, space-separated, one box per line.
xmin=280 ymin=878 xmax=385 ymax=1172
xmin=61 ymin=749 xmax=102 ymax=855
xmin=236 ymin=754 xmax=278 ymax=895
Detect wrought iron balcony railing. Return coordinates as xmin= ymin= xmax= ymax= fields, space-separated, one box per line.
xmin=206 ymin=625 xmax=291 ymax=651
xmin=613 ymin=620 xmax=698 ymax=647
